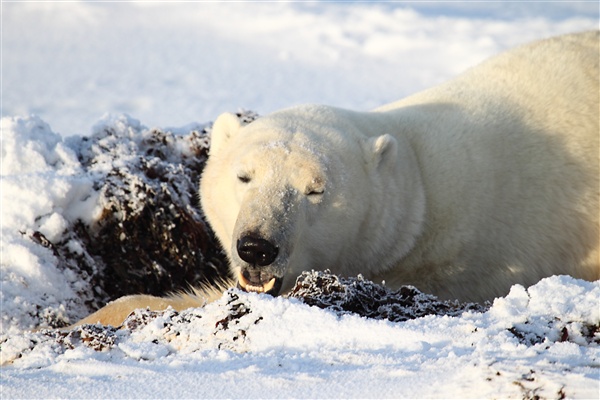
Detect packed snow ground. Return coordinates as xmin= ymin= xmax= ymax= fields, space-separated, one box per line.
xmin=2 ymin=2 xmax=599 ymax=399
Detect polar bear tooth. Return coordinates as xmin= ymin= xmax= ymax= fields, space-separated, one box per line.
xmin=262 ymin=277 xmax=277 ymax=293
xmin=245 ymin=284 xmax=265 ymax=293
xmin=238 ymin=272 xmax=277 ymax=293
xmin=244 ymin=278 xmax=277 ymax=293
xmin=237 ymin=272 xmax=254 ymax=291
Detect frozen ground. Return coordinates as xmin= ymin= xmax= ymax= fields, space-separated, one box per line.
xmin=2 ymin=2 xmax=599 ymax=399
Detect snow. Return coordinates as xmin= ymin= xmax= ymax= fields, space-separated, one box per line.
xmin=1 ymin=2 xmax=599 ymax=399
xmin=2 ymin=277 xmax=599 ymax=398
xmin=3 ymin=2 xmax=597 ymax=136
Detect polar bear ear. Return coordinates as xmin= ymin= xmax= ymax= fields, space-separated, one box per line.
xmin=364 ymin=134 xmax=398 ymax=168
xmin=209 ymin=112 xmax=243 ymax=155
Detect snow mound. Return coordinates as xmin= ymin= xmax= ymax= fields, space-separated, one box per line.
xmin=3 ymin=274 xmax=598 ymax=361
xmin=2 ymin=275 xmax=599 ymax=398
xmin=1 ymin=114 xmax=232 ymax=336
xmin=1 ymin=270 xmax=489 ymax=365
xmin=1 ymin=116 xmax=100 ymax=336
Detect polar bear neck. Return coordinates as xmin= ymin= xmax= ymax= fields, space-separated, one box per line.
xmin=345 ymin=110 xmax=428 ymax=279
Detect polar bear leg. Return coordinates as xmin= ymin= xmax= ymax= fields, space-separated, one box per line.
xmin=70 ymin=294 xmax=191 ymax=328
xmin=69 ymin=280 xmax=233 ymax=328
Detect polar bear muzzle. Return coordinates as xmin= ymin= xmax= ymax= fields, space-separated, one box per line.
xmin=235 ymin=235 xmax=283 ymax=296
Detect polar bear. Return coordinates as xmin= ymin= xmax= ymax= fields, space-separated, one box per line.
xmin=75 ymin=30 xmax=598 ymax=327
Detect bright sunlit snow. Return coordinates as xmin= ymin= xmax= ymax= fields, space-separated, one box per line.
xmin=2 ymin=2 xmax=599 ymax=399
xmin=3 ymin=2 xmax=597 ymax=136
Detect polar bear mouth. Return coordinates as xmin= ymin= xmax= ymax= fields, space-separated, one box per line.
xmin=237 ymin=271 xmax=283 ymax=296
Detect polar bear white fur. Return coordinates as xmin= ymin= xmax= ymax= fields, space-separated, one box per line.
xmin=75 ymin=30 xmax=598 ymax=327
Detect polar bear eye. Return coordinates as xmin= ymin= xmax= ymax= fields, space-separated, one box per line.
xmin=237 ymin=174 xmax=251 ymax=184
xmin=305 ymin=187 xmax=325 ymax=197
xmin=305 ymin=177 xmax=325 ymax=197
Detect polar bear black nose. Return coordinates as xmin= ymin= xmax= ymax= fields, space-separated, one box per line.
xmin=237 ymin=236 xmax=279 ymax=266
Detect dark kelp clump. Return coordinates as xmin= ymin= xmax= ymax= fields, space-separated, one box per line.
xmin=288 ymin=270 xmax=488 ymax=322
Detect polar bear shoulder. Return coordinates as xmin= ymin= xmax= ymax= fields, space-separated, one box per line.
xmin=371 ymin=31 xmax=599 ymax=299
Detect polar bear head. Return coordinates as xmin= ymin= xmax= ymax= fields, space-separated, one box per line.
xmin=200 ymin=105 xmax=424 ymax=296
